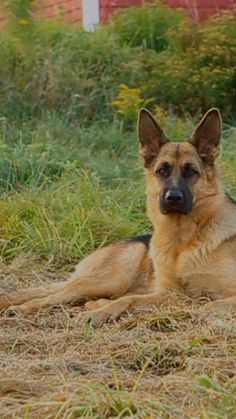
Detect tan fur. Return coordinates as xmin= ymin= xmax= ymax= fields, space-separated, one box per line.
xmin=1 ymin=108 xmax=236 ymax=325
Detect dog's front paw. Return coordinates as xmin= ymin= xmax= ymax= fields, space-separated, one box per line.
xmin=0 ymin=293 xmax=12 ymax=311
xmin=84 ymin=299 xmax=130 ymax=327
xmin=4 ymin=306 xmax=24 ymax=318
xmin=84 ymin=298 xmax=110 ymax=311
xmin=85 ymin=308 xmax=113 ymax=326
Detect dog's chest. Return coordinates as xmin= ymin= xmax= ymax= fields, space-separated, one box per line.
xmin=152 ymin=240 xmax=223 ymax=298
xmin=168 ymin=244 xmax=236 ymax=299
xmin=152 ymin=239 xmax=204 ymax=278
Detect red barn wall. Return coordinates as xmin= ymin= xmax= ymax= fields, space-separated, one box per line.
xmin=100 ymin=0 xmax=144 ymax=22
xmin=100 ymin=0 xmax=236 ymax=22
xmin=0 ymin=0 xmax=82 ymax=28
xmin=41 ymin=0 xmax=82 ymax=23
xmin=166 ymin=0 xmax=236 ymax=22
xmin=1 ymin=0 xmax=236 ymax=28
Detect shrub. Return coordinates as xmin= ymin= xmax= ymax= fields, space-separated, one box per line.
xmin=0 ymin=16 xmax=147 ymax=124
xmin=142 ymin=13 xmax=236 ymax=114
xmin=0 ymin=1 xmax=236 ymax=125
xmin=106 ymin=1 xmax=187 ymax=52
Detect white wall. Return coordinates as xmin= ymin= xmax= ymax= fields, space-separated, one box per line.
xmin=82 ymin=0 xmax=100 ymax=31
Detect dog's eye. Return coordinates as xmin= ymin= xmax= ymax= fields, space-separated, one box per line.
xmin=182 ymin=166 xmax=198 ymax=177
xmin=187 ymin=168 xmax=195 ymax=176
xmin=156 ymin=164 xmax=171 ymax=178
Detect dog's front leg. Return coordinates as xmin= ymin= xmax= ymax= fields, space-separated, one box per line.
xmin=85 ymin=291 xmax=172 ymax=326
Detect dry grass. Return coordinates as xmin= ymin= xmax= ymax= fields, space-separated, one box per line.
xmin=0 ymin=258 xmax=236 ymax=418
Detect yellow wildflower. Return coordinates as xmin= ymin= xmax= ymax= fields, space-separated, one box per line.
xmin=19 ymin=19 xmax=29 ymax=25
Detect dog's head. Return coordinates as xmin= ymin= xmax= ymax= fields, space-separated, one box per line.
xmin=138 ymin=108 xmax=222 ymax=217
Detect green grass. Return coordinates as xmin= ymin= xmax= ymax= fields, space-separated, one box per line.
xmin=0 ymin=114 xmax=235 ymax=267
xmin=0 ymin=118 xmax=146 ymax=266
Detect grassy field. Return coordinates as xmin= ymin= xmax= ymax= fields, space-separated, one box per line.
xmin=0 ymin=2 xmax=236 ymax=416
xmin=0 ymin=114 xmax=236 ymax=418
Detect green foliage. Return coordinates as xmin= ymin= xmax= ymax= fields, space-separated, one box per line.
xmin=106 ymin=0 xmax=186 ymax=52
xmin=198 ymin=374 xmax=236 ymax=417
xmin=150 ymin=13 xmax=236 ymax=112
xmin=0 ymin=167 xmax=147 ymax=265
xmin=198 ymin=374 xmax=228 ymax=394
xmin=1 ymin=1 xmax=236 ymax=125
xmin=0 ymin=118 xmax=149 ymax=265
xmin=0 ymin=114 xmax=235 ymax=267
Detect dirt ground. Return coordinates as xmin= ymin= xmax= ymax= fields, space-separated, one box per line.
xmin=0 ymin=257 xmax=236 ymax=419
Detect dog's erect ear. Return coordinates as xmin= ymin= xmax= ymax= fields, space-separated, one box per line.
xmin=189 ymin=108 xmax=222 ymax=164
xmin=138 ymin=108 xmax=169 ymax=167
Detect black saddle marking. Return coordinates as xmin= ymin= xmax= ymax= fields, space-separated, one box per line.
xmin=125 ymin=234 xmax=152 ymax=247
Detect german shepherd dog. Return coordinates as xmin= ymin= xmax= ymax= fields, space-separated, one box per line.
xmin=1 ymin=108 xmax=236 ymax=325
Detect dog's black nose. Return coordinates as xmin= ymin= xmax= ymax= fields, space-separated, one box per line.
xmin=165 ymin=189 xmax=184 ymax=205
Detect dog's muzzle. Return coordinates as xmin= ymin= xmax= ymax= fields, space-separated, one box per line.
xmin=160 ymin=188 xmax=193 ymax=215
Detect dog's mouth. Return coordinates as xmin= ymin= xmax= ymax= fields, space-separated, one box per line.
xmin=160 ymin=205 xmax=192 ymax=215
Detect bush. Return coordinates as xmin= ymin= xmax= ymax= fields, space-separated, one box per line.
xmin=106 ymin=1 xmax=187 ymax=52
xmin=0 ymin=1 xmax=236 ymax=125
xmin=144 ymin=13 xmax=236 ymax=113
